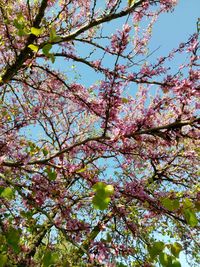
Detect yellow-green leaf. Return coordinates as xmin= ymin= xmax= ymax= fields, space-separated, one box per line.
xmin=28 ymin=44 xmax=39 ymax=52
xmin=159 ymin=252 xmax=172 ymax=266
xmin=104 ymin=185 xmax=114 ymax=196
xmin=183 ymin=209 xmax=198 ymax=227
xmin=76 ymin=167 xmax=87 ymax=173
xmin=128 ymin=0 xmax=136 ymax=7
xmin=161 ymin=198 xmax=179 ymax=211
xmin=183 ymin=198 xmax=193 ymax=209
xmin=0 ymin=187 xmax=14 ymax=200
xmin=170 ymin=242 xmax=182 ymax=258
xmin=31 ymin=27 xmax=43 ymax=36
xmin=92 ymin=195 xmax=110 ymax=210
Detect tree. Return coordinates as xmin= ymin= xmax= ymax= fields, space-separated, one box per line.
xmin=0 ymin=0 xmax=199 ymax=266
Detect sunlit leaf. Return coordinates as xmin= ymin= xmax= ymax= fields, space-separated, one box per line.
xmin=0 ymin=187 xmax=14 ymax=200
xmin=28 ymin=44 xmax=39 ymax=52
xmin=31 ymin=27 xmax=43 ymax=36
xmin=170 ymin=242 xmax=182 ymax=258
xmin=183 ymin=209 xmax=198 ymax=227
xmin=171 ymin=259 xmax=181 ymax=267
xmin=76 ymin=166 xmax=87 ymax=173
xmin=92 ymin=195 xmax=110 ymax=210
xmin=128 ymin=0 xmax=136 ymax=7
xmin=92 ymin=182 xmax=114 ymax=210
xmin=92 ymin=181 xmax=106 ymax=192
xmin=93 ymin=182 xmax=114 ymax=196
xmin=183 ymin=198 xmax=193 ymax=209
xmin=104 ymin=184 xmax=114 ymax=196
xmin=159 ymin=252 xmax=172 ymax=266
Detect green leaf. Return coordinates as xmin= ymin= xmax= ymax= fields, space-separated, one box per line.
xmin=122 ymin=98 xmax=129 ymax=103
xmin=170 ymin=242 xmax=182 ymax=258
xmin=92 ymin=182 xmax=114 ymax=210
xmin=161 ymin=198 xmax=179 ymax=211
xmin=31 ymin=27 xmax=43 ymax=36
xmin=42 ymin=250 xmax=59 ymax=267
xmin=93 ymin=182 xmax=114 ymax=196
xmin=159 ymin=253 xmax=173 ymax=267
xmin=92 ymin=181 xmax=106 ymax=192
xmin=148 ymin=241 xmax=165 ymax=259
xmin=117 ymin=263 xmax=128 ymax=267
xmin=92 ymin=195 xmax=110 ymax=210
xmin=13 ymin=19 xmax=24 ymax=30
xmin=42 ymin=44 xmax=52 ymax=56
xmin=5 ymin=227 xmax=21 ymax=253
xmin=28 ymin=44 xmax=39 ymax=52
xmin=194 ymin=201 xmax=200 ymax=212
xmin=0 ymin=187 xmax=14 ymax=200
xmin=104 ymin=185 xmax=114 ymax=196
xmin=20 ymin=210 xmax=34 ymax=219
xmin=183 ymin=198 xmax=193 ymax=209
xmin=45 ymin=168 xmax=57 ymax=181
xmin=182 ymin=198 xmax=198 ymax=227
xmin=13 ymin=14 xmax=28 ymax=36
xmin=49 ymin=54 xmax=55 ymax=64
xmin=42 ymin=148 xmax=49 ymax=156
xmin=183 ymin=209 xmax=198 ymax=227
xmin=76 ymin=166 xmax=88 ymax=173
xmin=0 ymin=234 xmax=6 ymax=246
xmin=128 ymin=0 xmax=136 ymax=7
xmin=42 ymin=250 xmax=52 ymax=267
xmin=17 ymin=28 xmax=28 ymax=37
xmin=49 ymin=27 xmax=61 ymax=42
xmin=171 ymin=259 xmax=181 ymax=267
xmin=106 ymin=233 xmax=112 ymax=242
xmin=0 ymin=254 xmax=7 ymax=267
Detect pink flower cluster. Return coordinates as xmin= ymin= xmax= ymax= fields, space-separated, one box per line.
xmin=109 ymin=24 xmax=131 ymax=54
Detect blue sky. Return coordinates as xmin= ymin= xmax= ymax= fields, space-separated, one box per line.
xmin=150 ymin=0 xmax=200 ymax=53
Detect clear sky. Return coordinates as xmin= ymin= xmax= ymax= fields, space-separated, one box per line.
xmin=150 ymin=0 xmax=199 ymax=52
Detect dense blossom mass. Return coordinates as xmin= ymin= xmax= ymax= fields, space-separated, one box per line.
xmin=0 ymin=0 xmax=199 ymax=266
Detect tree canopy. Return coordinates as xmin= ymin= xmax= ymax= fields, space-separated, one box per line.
xmin=0 ymin=0 xmax=199 ymax=266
